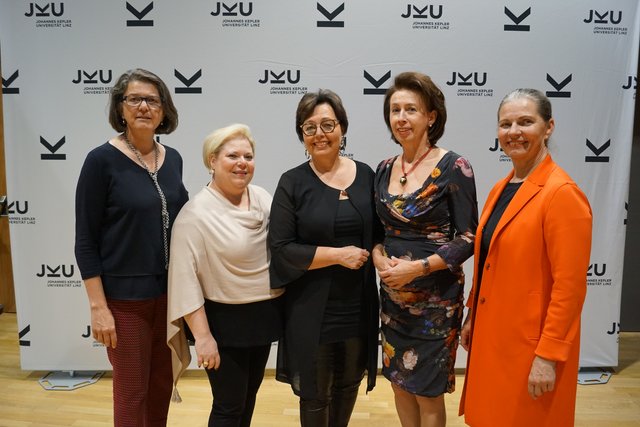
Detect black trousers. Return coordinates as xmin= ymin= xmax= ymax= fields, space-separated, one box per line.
xmin=300 ymin=337 xmax=367 ymax=427
xmin=205 ymin=344 xmax=271 ymax=427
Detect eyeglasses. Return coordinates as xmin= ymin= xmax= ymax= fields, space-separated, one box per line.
xmin=122 ymin=95 xmax=163 ymax=109
xmin=300 ymin=119 xmax=339 ymax=136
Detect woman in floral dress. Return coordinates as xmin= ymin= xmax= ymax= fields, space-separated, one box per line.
xmin=372 ymin=71 xmax=478 ymax=427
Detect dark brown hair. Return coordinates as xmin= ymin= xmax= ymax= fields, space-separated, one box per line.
xmin=295 ymin=89 xmax=348 ymax=142
xmin=108 ymin=68 xmax=178 ymax=134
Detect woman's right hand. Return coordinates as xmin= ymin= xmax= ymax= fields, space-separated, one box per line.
xmin=337 ymin=245 xmax=370 ymax=270
xmin=372 ymin=245 xmax=396 ymax=272
xmin=91 ymin=305 xmax=117 ymax=349
xmin=195 ymin=334 xmax=221 ymax=370
xmin=84 ymin=277 xmax=117 ymax=348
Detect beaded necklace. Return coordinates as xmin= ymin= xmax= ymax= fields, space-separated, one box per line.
xmin=123 ymin=134 xmax=170 ymax=269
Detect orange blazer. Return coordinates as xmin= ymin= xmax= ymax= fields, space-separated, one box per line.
xmin=459 ymin=155 xmax=592 ymax=427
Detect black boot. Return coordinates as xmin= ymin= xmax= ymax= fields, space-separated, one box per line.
xmin=328 ymin=384 xmax=359 ymax=427
xmin=300 ymin=399 xmax=330 ymax=427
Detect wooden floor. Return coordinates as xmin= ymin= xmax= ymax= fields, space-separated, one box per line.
xmin=0 ymin=312 xmax=638 ymax=427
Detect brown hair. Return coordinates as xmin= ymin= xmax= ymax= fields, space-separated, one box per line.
xmin=295 ymin=89 xmax=348 ymax=142
xmin=108 ymin=68 xmax=178 ymax=134
xmin=383 ymin=71 xmax=447 ymax=146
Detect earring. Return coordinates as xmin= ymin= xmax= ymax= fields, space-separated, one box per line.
xmin=121 ymin=118 xmax=126 ymax=125
xmin=339 ymin=136 xmax=347 ymax=155
xmin=211 ymin=169 xmax=215 ymax=178
xmin=304 ymin=149 xmax=310 ymax=159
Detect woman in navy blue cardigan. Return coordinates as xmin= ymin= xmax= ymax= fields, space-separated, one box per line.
xmin=75 ymin=69 xmax=188 ymax=427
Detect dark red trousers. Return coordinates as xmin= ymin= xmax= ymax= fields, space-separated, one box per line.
xmin=106 ymin=294 xmax=172 ymax=427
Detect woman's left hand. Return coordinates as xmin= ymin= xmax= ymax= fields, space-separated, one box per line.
xmin=528 ymin=355 xmax=556 ymax=399
xmin=337 ymin=246 xmax=370 ymax=270
xmin=460 ymin=315 xmax=472 ymax=352
xmin=378 ymin=256 xmax=423 ymax=289
xmin=195 ymin=334 xmax=221 ymax=371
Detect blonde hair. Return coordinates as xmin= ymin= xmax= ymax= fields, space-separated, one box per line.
xmin=202 ymin=123 xmax=256 ymax=169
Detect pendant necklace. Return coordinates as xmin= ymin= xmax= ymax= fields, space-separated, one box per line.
xmin=400 ymin=145 xmax=433 ymax=186
xmin=123 ymin=134 xmax=170 ymax=270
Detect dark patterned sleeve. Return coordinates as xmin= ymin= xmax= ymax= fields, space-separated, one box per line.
xmin=436 ymin=155 xmax=478 ymax=270
xmin=268 ymin=172 xmax=317 ymax=288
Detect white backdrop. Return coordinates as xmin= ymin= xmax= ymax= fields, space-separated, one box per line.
xmin=0 ymin=1 xmax=638 ymax=371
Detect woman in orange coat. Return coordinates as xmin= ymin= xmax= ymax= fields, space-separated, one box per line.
xmin=459 ymin=88 xmax=592 ymax=426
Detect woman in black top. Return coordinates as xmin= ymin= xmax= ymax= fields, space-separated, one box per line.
xmin=75 ymin=69 xmax=188 ymax=427
xmin=268 ymin=89 xmax=382 ymax=427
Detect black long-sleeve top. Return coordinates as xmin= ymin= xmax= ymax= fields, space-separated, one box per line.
xmin=75 ymin=142 xmax=188 ymax=300
xmin=268 ymin=160 xmax=384 ymax=398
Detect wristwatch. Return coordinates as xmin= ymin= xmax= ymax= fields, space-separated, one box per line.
xmin=421 ymin=257 xmax=431 ymax=275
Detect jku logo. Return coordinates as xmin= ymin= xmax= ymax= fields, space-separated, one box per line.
xmin=25 ymin=2 xmax=64 ymax=17
xmin=606 ymin=322 xmax=620 ymax=335
xmin=211 ymin=2 xmax=253 ymax=16
xmin=82 ymin=325 xmax=91 ymax=338
xmin=504 ymin=7 xmax=530 ymax=31
xmin=126 ymin=2 xmax=153 ymax=27
xmin=2 ymin=70 xmax=19 ymax=94
xmin=174 ymin=69 xmax=202 ymax=94
xmin=363 ymin=70 xmax=391 ymax=95
xmin=446 ymin=72 xmax=487 ymax=86
xmin=489 ymin=139 xmax=503 ymax=152
xmin=317 ymin=3 xmax=344 ymax=28
xmin=72 ymin=70 xmax=113 ymax=85
xmin=587 ymin=263 xmax=607 ymax=277
xmin=19 ymin=325 xmax=31 ymax=347
xmin=585 ymin=139 xmax=610 ymax=163
xmin=625 ymin=201 xmax=629 ymax=225
xmin=7 ymin=200 xmax=29 ymax=215
xmin=401 ymin=4 xmax=443 ymax=19
xmin=622 ymin=76 xmax=637 ymax=90
xmin=258 ymin=70 xmax=301 ymax=85
xmin=545 ymin=74 xmax=571 ymax=98
xmin=40 ymin=136 xmax=66 ymax=160
xmin=584 ymin=10 xmax=622 ymax=25
xmin=490 ymin=138 xmax=510 ymax=162
xmin=37 ymin=264 xmax=75 ymax=278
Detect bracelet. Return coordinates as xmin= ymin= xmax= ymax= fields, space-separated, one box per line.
xmin=421 ymin=258 xmax=431 ymax=276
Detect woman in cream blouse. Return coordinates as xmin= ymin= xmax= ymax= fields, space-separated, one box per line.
xmin=167 ymin=124 xmax=283 ymax=427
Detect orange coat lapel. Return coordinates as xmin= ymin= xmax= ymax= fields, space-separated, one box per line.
xmin=481 ymin=154 xmax=556 ymax=255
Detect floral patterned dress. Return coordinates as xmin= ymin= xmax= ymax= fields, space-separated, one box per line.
xmin=374 ymin=151 xmax=478 ymax=396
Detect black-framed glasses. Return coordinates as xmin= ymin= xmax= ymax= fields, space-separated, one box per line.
xmin=122 ymin=95 xmax=162 ymax=109
xmin=300 ymin=119 xmax=339 ymax=136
